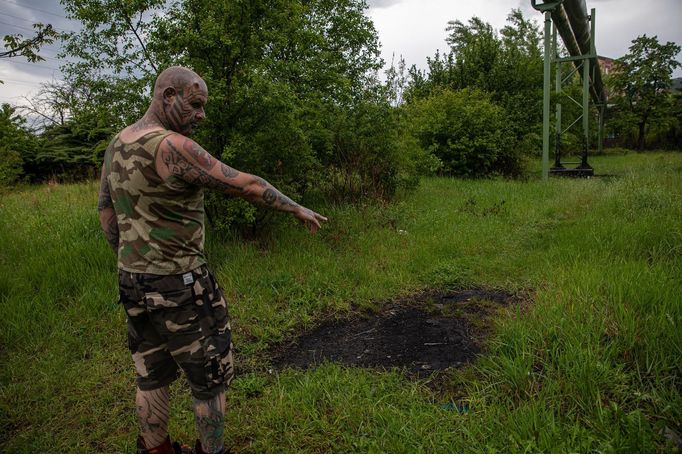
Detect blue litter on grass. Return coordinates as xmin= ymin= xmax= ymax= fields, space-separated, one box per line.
xmin=441 ymin=402 xmax=469 ymax=414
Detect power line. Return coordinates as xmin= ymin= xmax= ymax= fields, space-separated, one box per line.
xmin=24 ymin=49 xmax=63 ymax=60
xmin=0 ymin=0 xmax=68 ymax=19
xmin=1 ymin=52 xmax=62 ymax=62
xmin=0 ymin=19 xmax=39 ymax=33
xmin=0 ymin=80 xmax=44 ymax=88
xmin=1 ymin=43 xmax=64 ymax=61
xmin=0 ymin=77 xmax=43 ymax=85
xmin=0 ymin=77 xmax=59 ymax=87
xmin=0 ymin=59 xmax=61 ymax=71
xmin=1 ymin=76 xmax=61 ymax=84
xmin=1 ymin=12 xmax=78 ymax=34
xmin=2 ymin=11 xmax=40 ymax=23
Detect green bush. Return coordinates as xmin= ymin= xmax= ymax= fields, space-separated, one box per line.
xmin=0 ymin=146 xmax=24 ymax=187
xmin=0 ymin=104 xmax=32 ymax=187
xmin=407 ymin=88 xmax=523 ymax=177
xmin=205 ymin=95 xmax=425 ymax=235
xmin=315 ymin=98 xmax=424 ymax=203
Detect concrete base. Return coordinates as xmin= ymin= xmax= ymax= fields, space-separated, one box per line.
xmin=550 ymin=166 xmax=594 ymax=177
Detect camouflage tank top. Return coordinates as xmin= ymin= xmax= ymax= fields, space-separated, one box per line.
xmin=103 ymin=129 xmax=207 ymax=275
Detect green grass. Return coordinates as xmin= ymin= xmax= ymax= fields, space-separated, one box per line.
xmin=1 ymin=152 xmax=681 ymax=452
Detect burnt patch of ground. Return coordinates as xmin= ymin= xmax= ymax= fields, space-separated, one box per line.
xmin=270 ymin=288 xmax=524 ymax=375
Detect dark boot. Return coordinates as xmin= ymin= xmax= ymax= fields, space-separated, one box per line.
xmin=172 ymin=440 xmax=194 ymax=454
xmin=193 ymin=440 xmax=227 ymax=454
xmin=136 ymin=436 xmax=175 ymax=454
xmin=136 ymin=435 xmax=193 ymax=454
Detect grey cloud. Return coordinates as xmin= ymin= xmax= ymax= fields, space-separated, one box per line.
xmin=368 ymin=0 xmax=405 ymax=8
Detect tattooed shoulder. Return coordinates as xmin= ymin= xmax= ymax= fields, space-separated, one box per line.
xmin=182 ymin=139 xmax=214 ymax=169
xmin=163 ymin=138 xmax=242 ymax=193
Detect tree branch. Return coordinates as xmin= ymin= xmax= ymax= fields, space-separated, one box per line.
xmin=121 ymin=13 xmax=157 ymax=73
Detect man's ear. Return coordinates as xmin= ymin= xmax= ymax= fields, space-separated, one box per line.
xmin=163 ymin=87 xmax=176 ymax=104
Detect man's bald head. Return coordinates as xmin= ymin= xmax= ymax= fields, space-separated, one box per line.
xmin=151 ymin=66 xmax=208 ymax=136
xmin=153 ymin=66 xmax=207 ymax=99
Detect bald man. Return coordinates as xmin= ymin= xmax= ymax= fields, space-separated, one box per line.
xmin=98 ymin=66 xmax=326 ymax=454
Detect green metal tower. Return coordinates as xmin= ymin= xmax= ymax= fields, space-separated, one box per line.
xmin=531 ymin=0 xmax=606 ymax=179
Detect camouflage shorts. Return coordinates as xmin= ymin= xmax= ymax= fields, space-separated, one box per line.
xmin=118 ymin=265 xmax=234 ymax=400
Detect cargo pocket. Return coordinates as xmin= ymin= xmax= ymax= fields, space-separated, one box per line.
xmin=205 ymin=273 xmax=231 ymax=329
xmin=126 ymin=321 xmax=144 ymax=353
xmin=117 ymin=271 xmax=136 ymax=305
xmin=123 ymin=301 xmax=147 ymax=354
xmin=203 ymin=332 xmax=232 ymax=386
xmin=145 ymin=287 xmax=200 ymax=335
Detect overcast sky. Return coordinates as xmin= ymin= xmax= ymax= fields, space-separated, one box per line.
xmin=1 ymin=0 xmax=681 ymax=106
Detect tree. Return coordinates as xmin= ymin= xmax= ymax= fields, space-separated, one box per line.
xmin=609 ymin=35 xmax=681 ymax=150
xmin=383 ymin=53 xmax=412 ymax=111
xmin=403 ymin=9 xmax=542 ymax=175
xmin=406 ymin=88 xmax=521 ymax=177
xmin=1 ymin=24 xmax=59 ymax=62
xmin=1 ymin=23 xmax=60 ymax=85
xmin=29 ymin=116 xmax=114 ymax=181
xmin=0 ymin=104 xmax=37 ymax=186
xmin=405 ymin=10 xmax=543 ymax=137
xmin=18 ymin=81 xmax=80 ymax=129
xmin=60 ymin=0 xmax=165 ymax=128
xmin=445 ymin=16 xmax=500 ymax=92
xmin=58 ymin=0 xmax=420 ymax=230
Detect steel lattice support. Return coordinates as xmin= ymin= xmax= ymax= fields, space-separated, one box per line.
xmin=532 ymin=0 xmax=606 ymax=179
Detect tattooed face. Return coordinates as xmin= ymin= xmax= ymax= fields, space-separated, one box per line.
xmin=164 ymin=81 xmax=207 ymax=136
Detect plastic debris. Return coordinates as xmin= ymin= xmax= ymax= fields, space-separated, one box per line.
xmin=441 ymin=402 xmax=470 ymax=414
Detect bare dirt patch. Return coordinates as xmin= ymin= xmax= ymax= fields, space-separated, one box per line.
xmin=270 ymin=288 xmax=524 ymax=375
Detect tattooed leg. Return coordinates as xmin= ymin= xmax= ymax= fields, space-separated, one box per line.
xmin=136 ymin=386 xmax=171 ymax=448
xmin=193 ymin=392 xmax=225 ymax=453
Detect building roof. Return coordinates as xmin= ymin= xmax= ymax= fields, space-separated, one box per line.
xmin=672 ymin=77 xmax=682 ymax=93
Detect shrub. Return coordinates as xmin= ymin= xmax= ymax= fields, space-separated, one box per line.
xmin=0 ymin=146 xmax=24 ymax=187
xmin=407 ymin=88 xmax=523 ymax=177
xmin=205 ymin=95 xmax=425 ymax=235
xmin=316 ymin=98 xmax=424 ymax=203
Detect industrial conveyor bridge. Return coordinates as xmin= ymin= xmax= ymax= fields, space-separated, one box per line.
xmin=532 ymin=0 xmax=607 ymax=178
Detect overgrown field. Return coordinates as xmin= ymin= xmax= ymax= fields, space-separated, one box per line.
xmin=1 ymin=152 xmax=681 ymax=452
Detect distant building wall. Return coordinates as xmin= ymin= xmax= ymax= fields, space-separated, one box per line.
xmin=598 ymin=56 xmax=616 ymax=75
xmin=672 ymin=77 xmax=682 ymax=93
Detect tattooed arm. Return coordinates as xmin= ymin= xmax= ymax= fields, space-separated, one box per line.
xmin=97 ymin=164 xmax=120 ymax=253
xmin=157 ymin=134 xmax=327 ymax=232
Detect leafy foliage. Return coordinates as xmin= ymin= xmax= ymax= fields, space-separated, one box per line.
xmin=1 ymin=24 xmax=59 ymax=63
xmin=404 ymin=10 xmax=542 ymax=175
xmin=407 ymin=10 xmax=542 ymax=123
xmin=0 ymin=104 xmax=37 ymax=186
xmin=607 ymin=35 xmax=681 ymax=150
xmin=26 ymin=117 xmax=114 ymax=182
xmin=406 ymin=88 xmax=522 ymax=177
xmin=315 ymin=95 xmax=423 ymax=202
xmin=55 ymin=0 xmax=422 ymax=231
xmin=60 ymin=0 xmax=164 ymax=128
